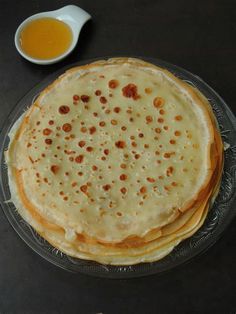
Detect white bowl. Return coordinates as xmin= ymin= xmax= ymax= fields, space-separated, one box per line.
xmin=14 ymin=5 xmax=91 ymax=65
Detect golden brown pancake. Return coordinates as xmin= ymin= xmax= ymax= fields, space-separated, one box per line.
xmin=5 ymin=58 xmax=223 ymax=265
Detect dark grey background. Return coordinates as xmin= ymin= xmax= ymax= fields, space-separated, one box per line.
xmin=0 ymin=0 xmax=236 ymax=313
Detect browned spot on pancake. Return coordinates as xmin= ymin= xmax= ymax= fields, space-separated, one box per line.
xmin=73 ymin=94 xmax=79 ymax=101
xmin=147 ymin=177 xmax=155 ymax=183
xmin=175 ymin=115 xmax=183 ymax=121
xmin=111 ymin=119 xmax=118 ymax=125
xmin=103 ymin=184 xmax=111 ymax=191
xmin=120 ymin=174 xmax=127 ymax=181
xmin=122 ymin=83 xmax=140 ymax=100
xmin=115 ymin=140 xmax=126 ymax=148
xmin=81 ymin=127 xmax=87 ymax=133
xmin=109 ymin=80 xmax=119 ymax=89
xmin=45 ymin=138 xmax=52 ymax=145
xmin=75 ymin=155 xmax=84 ymax=163
xmin=166 ymin=166 xmax=174 ymax=176
xmin=28 ymin=156 xmax=34 ymax=163
xmin=100 ymin=96 xmax=107 ymax=104
xmin=170 ymin=139 xmax=176 ymax=144
xmin=153 ymin=97 xmax=165 ymax=108
xmin=89 ymin=126 xmax=96 ymax=134
xmin=80 ymin=185 xmax=88 ymax=193
xmin=51 ymin=165 xmax=59 ymax=174
xmin=120 ymin=163 xmax=126 ymax=169
xmin=78 ymin=141 xmax=86 ymax=148
xmin=86 ymin=146 xmax=93 ymax=152
xmin=120 ymin=187 xmax=127 ymax=194
xmin=59 ymin=105 xmax=70 ymax=114
xmin=140 ymin=186 xmax=147 ymax=194
xmin=104 ymin=149 xmax=109 ymax=155
xmin=121 ymin=126 xmax=127 ymax=131
xmin=62 ymin=123 xmax=72 ymax=132
xmin=164 ymin=152 xmax=175 ymax=158
xmin=114 ymin=107 xmax=121 ymax=113
xmin=155 ymin=128 xmax=161 ymax=134
xmin=92 ymin=165 xmax=98 ymax=171
xmin=81 ymin=95 xmax=90 ymax=103
xmin=145 ymin=87 xmax=152 ymax=94
xmin=95 ymin=90 xmax=101 ymax=96
xmin=135 ymin=154 xmax=140 ymax=159
xmin=157 ymin=118 xmax=164 ymax=123
xmin=43 ymin=128 xmax=52 ymax=136
xmin=99 ymin=121 xmax=106 ymax=127
xmin=146 ymin=116 xmax=153 ymax=124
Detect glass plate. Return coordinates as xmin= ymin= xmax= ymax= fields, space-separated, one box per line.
xmin=1 ymin=57 xmax=236 ymax=278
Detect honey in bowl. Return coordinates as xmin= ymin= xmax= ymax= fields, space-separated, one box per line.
xmin=19 ymin=17 xmax=73 ymax=60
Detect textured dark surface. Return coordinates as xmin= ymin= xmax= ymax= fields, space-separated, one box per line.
xmin=0 ymin=0 xmax=236 ymax=313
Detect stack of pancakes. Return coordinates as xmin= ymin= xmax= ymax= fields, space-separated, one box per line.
xmin=6 ymin=58 xmax=223 ymax=265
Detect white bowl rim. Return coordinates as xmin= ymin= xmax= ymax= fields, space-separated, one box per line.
xmin=14 ymin=5 xmax=91 ymax=65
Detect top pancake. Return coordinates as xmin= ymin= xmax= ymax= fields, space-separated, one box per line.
xmin=7 ymin=58 xmax=215 ymax=243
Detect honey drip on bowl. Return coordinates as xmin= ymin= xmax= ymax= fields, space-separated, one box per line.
xmin=20 ymin=17 xmax=73 ymax=60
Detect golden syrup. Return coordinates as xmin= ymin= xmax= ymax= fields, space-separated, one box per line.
xmin=20 ymin=18 xmax=73 ymax=59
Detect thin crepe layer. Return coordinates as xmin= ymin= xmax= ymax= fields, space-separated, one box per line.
xmin=5 ymin=58 xmax=223 ymax=265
